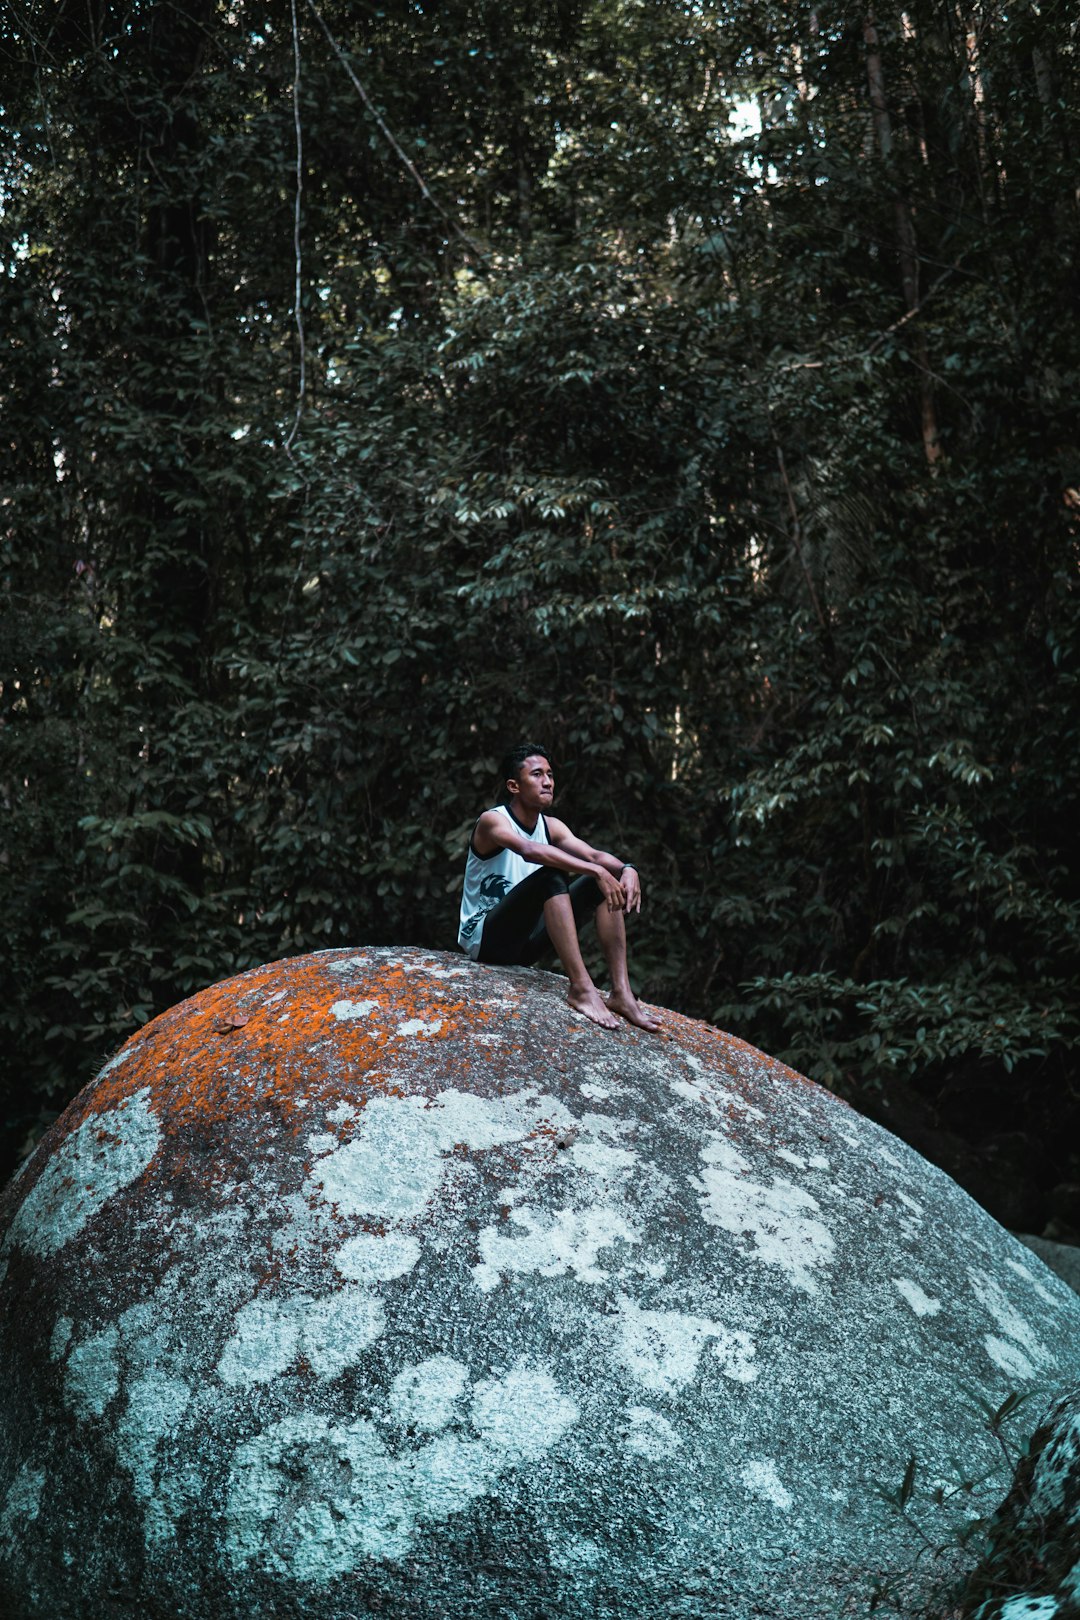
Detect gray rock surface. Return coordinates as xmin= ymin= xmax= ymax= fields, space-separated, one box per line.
xmin=2 ymin=946 xmax=1080 ymax=1620
xmin=1015 ymin=1234 xmax=1080 ymax=1298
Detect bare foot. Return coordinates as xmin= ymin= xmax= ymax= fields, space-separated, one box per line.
xmin=568 ymin=985 xmax=621 ymax=1030
xmin=606 ymin=991 xmax=661 ymax=1033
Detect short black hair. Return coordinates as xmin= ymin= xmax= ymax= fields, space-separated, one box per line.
xmin=499 ymin=742 xmax=551 ymax=799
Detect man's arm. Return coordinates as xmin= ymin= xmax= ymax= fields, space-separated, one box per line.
xmin=473 ymin=811 xmax=626 ymax=910
xmin=545 ymin=816 xmax=642 ymax=914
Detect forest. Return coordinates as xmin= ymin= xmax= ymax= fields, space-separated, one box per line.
xmin=1 ymin=0 xmax=1078 ymax=1236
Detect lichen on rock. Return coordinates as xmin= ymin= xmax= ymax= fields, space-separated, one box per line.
xmin=2 ymin=945 xmax=1080 ymax=1620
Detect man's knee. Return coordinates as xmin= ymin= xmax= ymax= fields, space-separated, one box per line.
xmin=537 ymin=870 xmax=571 ymax=904
xmin=568 ymin=874 xmax=604 ymax=917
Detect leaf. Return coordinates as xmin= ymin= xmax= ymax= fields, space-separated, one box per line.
xmin=216 ymin=1011 xmax=249 ymax=1032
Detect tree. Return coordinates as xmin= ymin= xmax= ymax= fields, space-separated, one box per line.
xmin=2 ymin=0 xmax=1078 ymax=1233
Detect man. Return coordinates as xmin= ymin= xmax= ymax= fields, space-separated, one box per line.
xmin=458 ymin=744 xmax=660 ymax=1032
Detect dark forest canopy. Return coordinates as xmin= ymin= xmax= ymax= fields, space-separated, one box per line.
xmin=1 ymin=0 xmax=1078 ymax=1230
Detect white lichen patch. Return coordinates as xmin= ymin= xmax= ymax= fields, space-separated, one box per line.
xmin=694 ymin=1134 xmax=835 ymax=1294
xmin=670 ymin=1052 xmax=765 ymax=1121
xmin=305 ymin=1132 xmax=339 ymax=1157
xmin=774 ymin=1147 xmax=832 ymax=1176
xmin=97 ymin=1046 xmax=134 ymax=1079
xmin=335 ymin=1231 xmax=421 ymax=1285
xmin=1006 ymin=1257 xmax=1060 ymax=1307
xmin=741 ymin=1458 xmax=793 ymax=1512
xmin=53 ymin=1233 xmax=253 ymax=1553
xmin=580 ymin=1083 xmax=611 ymax=1100
xmin=892 ymin=1279 xmax=942 ymax=1317
xmin=471 ymin=1362 xmax=579 ymax=1461
xmin=996 ymin=1599 xmax=1062 ymax=1620
xmin=403 ymin=963 xmax=469 ymax=979
xmin=305 ymin=1293 xmax=387 ymax=1379
xmin=0 ymin=1463 xmax=46 ymax=1550
xmin=50 ymin=1316 xmax=73 ymax=1360
xmin=985 ymin=1336 xmax=1037 ymax=1381
xmin=115 ymin=1372 xmax=193 ymax=1544
xmin=624 ymin=1406 xmax=682 ymax=1460
xmin=325 ymin=956 xmax=369 ymax=975
xmin=329 ymin=998 xmax=378 ymax=1021
xmin=395 ymin=1018 xmax=444 ymax=1037
xmin=897 ymin=1192 xmax=924 ymax=1216
xmin=217 ymin=1289 xmax=384 ymax=1385
xmin=64 ymin=1323 xmax=120 ymax=1418
xmin=548 ymin=1536 xmax=602 ymax=1574
xmin=224 ymin=1359 xmax=578 ymax=1578
xmin=310 ymin=1089 xmax=575 ymax=1224
xmin=669 ymin=1078 xmax=708 ymax=1109
xmin=613 ymin=1295 xmax=757 ymax=1393
xmin=667 ymin=1075 xmax=767 ymax=1127
xmin=472 ymin=1203 xmax=639 ymax=1293
xmin=326 ymin=1101 xmax=357 ymax=1125
xmin=969 ymin=1270 xmax=1048 ymax=1373
xmin=567 ymin=1140 xmax=638 ymax=1179
xmin=4 ymin=1089 xmax=161 ymax=1258
xmin=389 ymin=1356 xmax=468 ymax=1432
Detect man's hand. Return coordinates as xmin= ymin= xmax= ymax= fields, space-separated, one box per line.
xmin=620 ymin=867 xmax=642 ymax=913
xmin=595 ymin=867 xmax=626 ymax=911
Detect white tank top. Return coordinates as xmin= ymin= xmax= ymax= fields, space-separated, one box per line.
xmin=458 ymin=804 xmax=550 ymax=958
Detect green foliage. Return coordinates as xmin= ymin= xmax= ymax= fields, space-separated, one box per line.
xmin=1 ymin=0 xmax=1078 ymax=1224
xmin=864 ymin=1391 xmax=1035 ymax=1617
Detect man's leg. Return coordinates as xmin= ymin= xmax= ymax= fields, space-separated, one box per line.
xmin=588 ymin=893 xmax=661 ymax=1032
xmin=524 ymin=874 xmax=659 ymax=1032
xmin=478 ymin=870 xmax=619 ymax=1030
xmin=536 ymin=892 xmax=619 ymax=1030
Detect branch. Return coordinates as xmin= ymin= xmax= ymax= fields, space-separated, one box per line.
xmin=303 ymin=0 xmax=488 ymax=266
xmin=773 ymin=265 xmax=959 ymax=375
xmin=283 ymin=0 xmax=306 ymax=453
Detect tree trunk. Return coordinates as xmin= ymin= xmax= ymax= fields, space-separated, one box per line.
xmin=864 ymin=8 xmax=941 ymax=465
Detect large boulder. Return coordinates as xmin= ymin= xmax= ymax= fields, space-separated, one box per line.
xmin=2 ymin=946 xmax=1080 ymax=1620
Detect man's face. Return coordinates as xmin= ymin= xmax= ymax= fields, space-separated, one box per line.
xmin=508 ymin=755 xmax=554 ymax=812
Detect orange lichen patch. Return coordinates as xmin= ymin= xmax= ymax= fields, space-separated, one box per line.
xmin=14 ymin=945 xmax=836 ymax=1227
xmin=34 ymin=953 xmax=513 ymax=1181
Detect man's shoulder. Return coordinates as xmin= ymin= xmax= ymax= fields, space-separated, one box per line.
xmin=471 ymin=805 xmax=509 ymax=857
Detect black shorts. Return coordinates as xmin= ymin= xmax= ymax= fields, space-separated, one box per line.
xmin=476 ymin=868 xmax=604 ymax=967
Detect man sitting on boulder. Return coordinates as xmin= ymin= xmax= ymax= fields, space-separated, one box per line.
xmin=458 ymin=743 xmax=660 ymax=1032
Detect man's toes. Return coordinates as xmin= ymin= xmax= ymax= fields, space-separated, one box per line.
xmin=569 ymin=991 xmax=620 ymax=1030
xmin=608 ymin=995 xmax=660 ymax=1032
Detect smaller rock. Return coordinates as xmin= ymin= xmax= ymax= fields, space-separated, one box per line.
xmin=1015 ymin=1236 xmax=1080 ymax=1298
